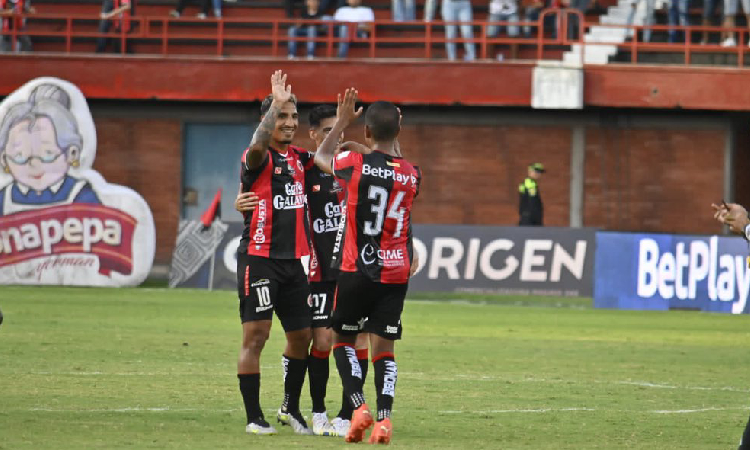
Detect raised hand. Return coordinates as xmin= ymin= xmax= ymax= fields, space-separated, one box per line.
xmin=336 ymin=88 xmax=364 ymax=128
xmin=712 ymin=202 xmax=750 ymax=235
xmin=271 ymin=70 xmax=292 ymax=104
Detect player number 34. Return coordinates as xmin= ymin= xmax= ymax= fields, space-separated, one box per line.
xmin=363 ymin=185 xmax=406 ymax=238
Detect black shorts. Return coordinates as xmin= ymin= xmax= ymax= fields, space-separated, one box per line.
xmin=331 ymin=271 xmax=408 ymax=340
xmin=237 ymin=253 xmax=311 ymax=332
xmin=309 ymin=280 xmax=336 ymax=328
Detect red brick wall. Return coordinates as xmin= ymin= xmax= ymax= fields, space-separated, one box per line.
xmin=93 ymin=117 xmax=182 ymax=265
xmin=88 ymin=109 xmax=731 ymax=268
xmin=584 ymin=127 xmax=725 ymax=234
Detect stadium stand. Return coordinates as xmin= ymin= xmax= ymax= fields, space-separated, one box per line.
xmin=9 ymin=0 xmax=617 ymax=60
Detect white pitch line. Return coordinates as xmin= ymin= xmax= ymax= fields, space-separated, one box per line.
xmin=438 ymin=406 xmax=750 ymax=415
xmin=27 ymin=407 xmax=238 ymax=413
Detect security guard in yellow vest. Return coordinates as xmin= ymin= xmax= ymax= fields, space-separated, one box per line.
xmin=519 ymin=163 xmax=545 ymax=226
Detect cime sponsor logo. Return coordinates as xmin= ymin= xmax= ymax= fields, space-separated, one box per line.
xmin=361 ymin=164 xmax=417 ymax=186
xmin=273 ymin=182 xmax=306 ymax=210
xmin=636 ymin=237 xmax=750 ymax=314
xmin=385 ymin=325 xmax=398 ymax=334
xmin=360 ymin=243 xmax=405 ymax=267
xmin=313 ymin=202 xmax=342 ymax=234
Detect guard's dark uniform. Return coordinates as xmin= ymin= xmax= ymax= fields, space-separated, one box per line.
xmin=518 ymin=177 xmax=543 ymax=226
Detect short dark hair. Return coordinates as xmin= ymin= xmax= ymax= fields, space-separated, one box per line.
xmin=365 ymin=101 xmax=400 ymax=142
xmin=260 ymin=94 xmax=298 ymax=116
xmin=308 ymin=105 xmax=337 ymax=129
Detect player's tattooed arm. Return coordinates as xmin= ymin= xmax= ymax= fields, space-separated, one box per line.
xmin=246 ymin=70 xmax=292 ymax=169
xmin=315 ymin=88 xmax=363 ymax=173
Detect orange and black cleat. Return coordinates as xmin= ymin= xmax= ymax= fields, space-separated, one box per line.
xmin=345 ymin=404 xmax=374 ymax=443
xmin=368 ymin=418 xmax=392 ymax=445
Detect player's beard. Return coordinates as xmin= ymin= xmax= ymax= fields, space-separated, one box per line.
xmin=279 ymin=139 xmax=293 ymax=145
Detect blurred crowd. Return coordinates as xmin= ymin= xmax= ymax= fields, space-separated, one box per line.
xmin=1 ymin=0 xmax=748 ymax=58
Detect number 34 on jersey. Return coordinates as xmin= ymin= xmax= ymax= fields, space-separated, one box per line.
xmin=332 ymin=150 xmax=421 ymax=284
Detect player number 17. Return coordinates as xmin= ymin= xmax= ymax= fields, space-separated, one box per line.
xmin=363 ymin=186 xmax=406 ymax=238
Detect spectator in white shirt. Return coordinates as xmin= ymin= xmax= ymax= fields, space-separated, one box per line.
xmin=334 ymin=0 xmax=374 ymax=57
xmin=486 ymin=0 xmax=519 ymax=59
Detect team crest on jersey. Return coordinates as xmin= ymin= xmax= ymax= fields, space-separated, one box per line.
xmin=274 ymin=167 xmax=282 ymax=175
xmin=312 ymin=185 xmax=321 ymax=192
xmin=297 ymin=160 xmax=304 ymax=172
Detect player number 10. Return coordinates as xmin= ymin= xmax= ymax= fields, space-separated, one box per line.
xmin=363 ymin=186 xmax=406 ymax=237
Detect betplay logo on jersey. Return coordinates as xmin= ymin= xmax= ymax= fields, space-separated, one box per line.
xmin=0 ymin=78 xmax=155 ymax=286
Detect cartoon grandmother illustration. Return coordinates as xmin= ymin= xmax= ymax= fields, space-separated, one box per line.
xmin=0 ymin=84 xmax=100 ymax=216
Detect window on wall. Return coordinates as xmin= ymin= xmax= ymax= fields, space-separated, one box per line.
xmin=182 ymin=123 xmax=256 ymax=220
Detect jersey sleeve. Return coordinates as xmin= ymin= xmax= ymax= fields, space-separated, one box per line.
xmin=332 ymin=150 xmax=362 ymax=181
xmin=242 ymin=147 xmax=269 ymax=173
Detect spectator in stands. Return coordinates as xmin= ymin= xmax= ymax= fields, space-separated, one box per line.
xmin=486 ymin=0 xmax=519 ymax=59
xmin=625 ymin=0 xmax=655 ymax=42
xmin=720 ymin=0 xmax=750 ymax=46
xmin=96 ymin=0 xmax=135 ymax=53
xmin=170 ymin=0 xmax=210 ymax=19
xmin=0 ymin=0 xmax=35 ymax=52
xmin=392 ymin=0 xmax=416 ymax=21
xmin=442 ymin=0 xmax=476 ymax=61
xmin=334 ymin=0 xmax=374 ymax=57
xmin=521 ymin=0 xmax=546 ymax=37
xmin=563 ymin=0 xmax=589 ymax=40
xmin=667 ymin=0 xmax=689 ymax=42
xmin=699 ymin=0 xmax=720 ymax=44
xmin=423 ymin=0 xmax=437 ymax=21
xmin=288 ymin=0 xmax=325 ymax=59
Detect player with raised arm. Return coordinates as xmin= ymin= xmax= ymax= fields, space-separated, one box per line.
xmin=236 ymin=70 xmax=314 ymax=436
xmin=314 ymin=89 xmax=421 ymax=444
xmin=235 ymin=104 xmax=373 ymax=437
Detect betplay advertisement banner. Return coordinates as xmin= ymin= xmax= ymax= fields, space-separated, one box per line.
xmin=594 ymin=232 xmax=750 ymax=314
xmin=0 ymin=78 xmax=155 ymax=286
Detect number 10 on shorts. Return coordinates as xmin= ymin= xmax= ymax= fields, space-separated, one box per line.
xmin=256 ymin=286 xmax=271 ymax=307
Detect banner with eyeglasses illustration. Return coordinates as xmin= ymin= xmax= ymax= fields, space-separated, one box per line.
xmin=0 ymin=78 xmax=155 ymax=286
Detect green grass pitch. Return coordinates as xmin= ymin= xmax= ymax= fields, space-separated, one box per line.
xmin=1 ymin=286 xmax=750 ymax=449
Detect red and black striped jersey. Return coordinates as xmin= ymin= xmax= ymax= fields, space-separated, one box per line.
xmin=239 ymin=145 xmax=312 ymax=259
xmin=305 ymin=164 xmax=344 ymax=282
xmin=332 ymin=149 xmax=421 ymax=284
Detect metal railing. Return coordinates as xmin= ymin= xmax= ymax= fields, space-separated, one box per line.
xmin=1 ymin=10 xmax=748 ymax=66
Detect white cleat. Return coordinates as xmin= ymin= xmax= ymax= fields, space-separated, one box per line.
xmin=312 ymin=412 xmax=336 ymax=436
xmin=277 ymin=408 xmax=313 ymax=435
xmin=331 ymin=416 xmax=351 ymax=437
xmin=246 ymin=418 xmax=277 ymax=435
xmin=722 ymin=37 xmax=737 ymax=47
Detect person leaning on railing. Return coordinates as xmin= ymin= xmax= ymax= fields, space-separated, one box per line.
xmin=333 ymin=0 xmax=374 ymax=57
xmin=287 ymin=0 xmax=326 ymax=59
xmin=0 ymin=0 xmax=35 ymax=52
xmin=96 ymin=0 xmax=135 ymax=53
